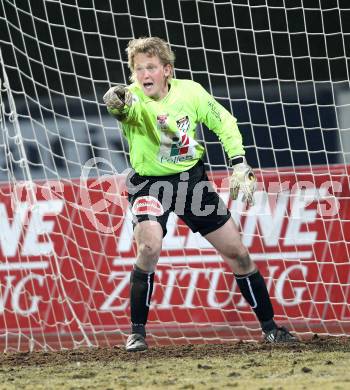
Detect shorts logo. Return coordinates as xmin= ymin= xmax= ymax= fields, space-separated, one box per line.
xmin=132 ymin=196 xmax=164 ymax=217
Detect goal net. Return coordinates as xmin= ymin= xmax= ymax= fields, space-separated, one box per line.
xmin=0 ymin=0 xmax=349 ymax=351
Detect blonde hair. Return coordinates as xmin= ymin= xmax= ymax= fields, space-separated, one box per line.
xmin=126 ymin=37 xmax=175 ymax=82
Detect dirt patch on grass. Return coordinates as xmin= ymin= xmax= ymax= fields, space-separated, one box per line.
xmin=1 ymin=336 xmax=349 ymax=367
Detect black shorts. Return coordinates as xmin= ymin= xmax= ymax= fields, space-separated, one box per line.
xmin=126 ymin=160 xmax=231 ymax=237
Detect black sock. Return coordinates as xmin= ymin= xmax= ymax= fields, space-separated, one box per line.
xmin=235 ymin=270 xmax=276 ymax=333
xmin=130 ymin=266 xmax=154 ymax=337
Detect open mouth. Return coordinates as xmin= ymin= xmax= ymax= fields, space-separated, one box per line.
xmin=143 ymin=82 xmax=153 ymax=90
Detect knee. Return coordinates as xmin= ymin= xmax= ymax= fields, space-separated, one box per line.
xmin=224 ymin=244 xmax=254 ymax=273
xmin=137 ymin=240 xmax=162 ymax=261
xmin=235 ymin=252 xmax=254 ymax=273
xmin=136 ymin=241 xmax=161 ymax=272
xmin=224 ymin=239 xmax=249 ymax=261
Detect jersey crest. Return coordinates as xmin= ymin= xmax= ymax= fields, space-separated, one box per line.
xmin=176 ymin=116 xmax=190 ymax=133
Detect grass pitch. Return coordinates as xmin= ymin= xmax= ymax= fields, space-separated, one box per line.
xmin=0 ymin=337 xmax=349 ymax=389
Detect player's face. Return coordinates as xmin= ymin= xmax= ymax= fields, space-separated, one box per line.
xmin=133 ymin=53 xmax=172 ymax=100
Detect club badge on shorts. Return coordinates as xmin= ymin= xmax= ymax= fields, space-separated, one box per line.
xmin=132 ymin=196 xmax=164 ymax=217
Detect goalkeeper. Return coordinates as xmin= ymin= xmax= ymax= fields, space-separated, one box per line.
xmin=103 ymin=36 xmax=297 ymax=351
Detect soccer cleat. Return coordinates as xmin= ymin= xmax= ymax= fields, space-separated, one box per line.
xmin=125 ymin=333 xmax=148 ymax=352
xmin=264 ymin=326 xmax=298 ymax=343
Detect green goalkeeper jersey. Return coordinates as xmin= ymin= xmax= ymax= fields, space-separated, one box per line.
xmin=107 ymin=78 xmax=245 ymax=176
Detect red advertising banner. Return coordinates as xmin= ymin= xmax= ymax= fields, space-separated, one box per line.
xmin=0 ymin=164 xmax=349 ymax=349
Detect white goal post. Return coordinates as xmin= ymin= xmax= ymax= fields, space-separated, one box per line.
xmin=0 ymin=0 xmax=350 ymax=351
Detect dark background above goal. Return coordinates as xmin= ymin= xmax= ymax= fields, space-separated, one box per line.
xmin=1 ymin=0 xmax=349 ymax=172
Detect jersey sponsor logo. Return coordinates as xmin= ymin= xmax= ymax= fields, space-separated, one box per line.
xmin=158 ymin=129 xmax=197 ymax=162
xmin=158 ymin=129 xmax=197 ymax=163
xmin=156 ymin=113 xmax=194 ymax=163
xmin=132 ymin=196 xmax=164 ymax=216
xmin=171 ymin=132 xmax=190 ymax=156
xmin=157 ymin=113 xmax=197 ymax=163
xmin=159 ymin=154 xmax=194 ymax=164
xmin=176 ymin=116 xmax=190 ymax=133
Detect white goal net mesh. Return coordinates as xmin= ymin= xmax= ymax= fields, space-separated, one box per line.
xmin=0 ymin=0 xmax=349 ymax=351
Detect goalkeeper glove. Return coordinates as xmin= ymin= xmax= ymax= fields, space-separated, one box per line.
xmin=103 ymin=84 xmax=132 ymax=112
xmin=229 ymin=156 xmax=257 ymax=206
